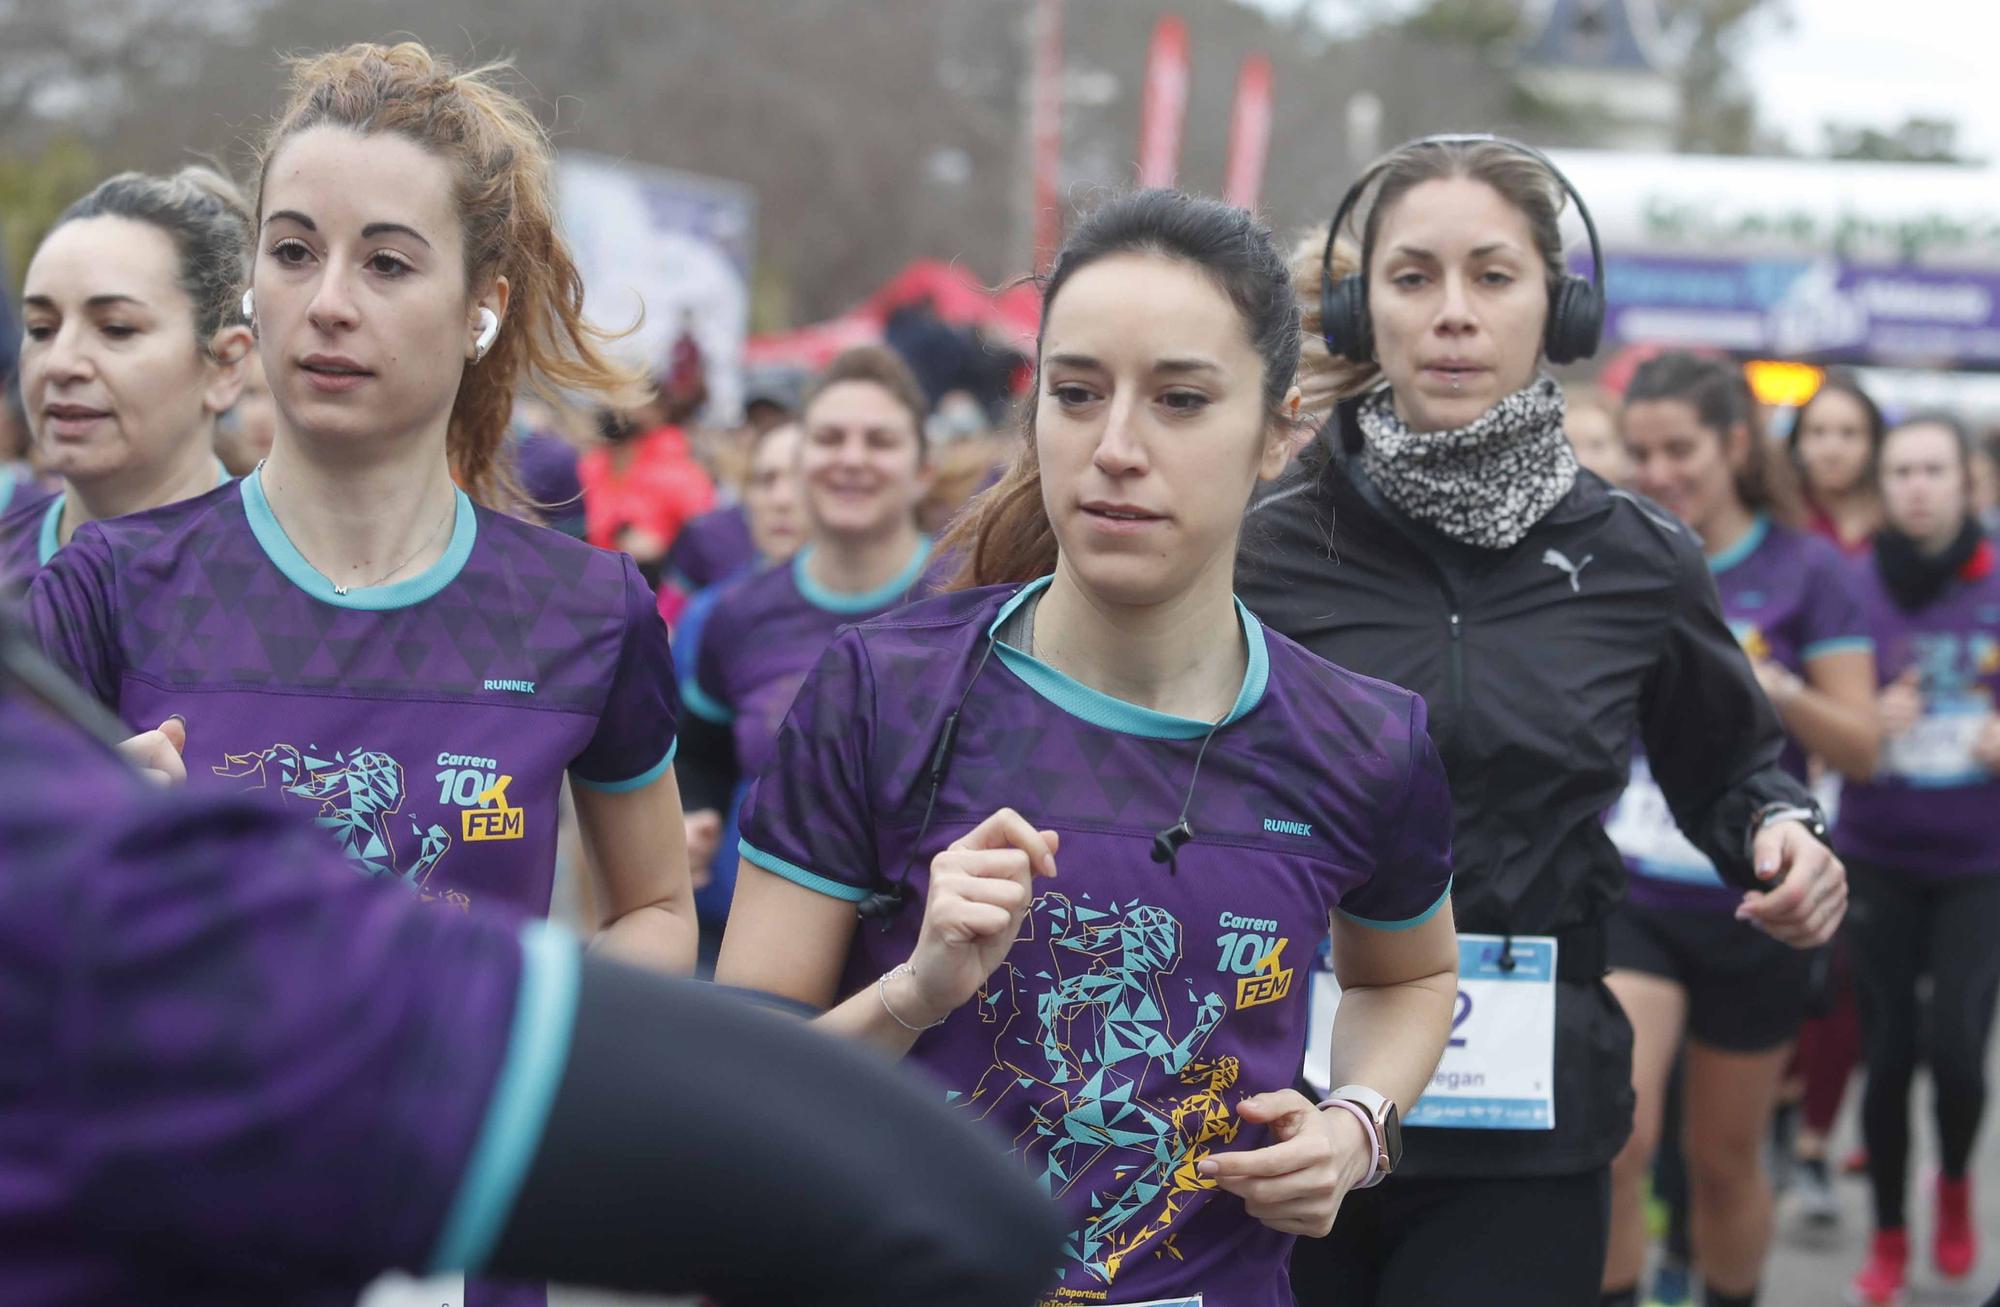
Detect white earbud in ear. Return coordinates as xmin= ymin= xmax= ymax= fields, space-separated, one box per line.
xmin=240 ymin=288 xmax=254 ymax=322
xmin=472 ymin=307 xmax=500 ymax=364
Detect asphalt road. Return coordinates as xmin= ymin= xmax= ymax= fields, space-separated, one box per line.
xmin=1765 ymin=1063 xmax=2000 ymax=1307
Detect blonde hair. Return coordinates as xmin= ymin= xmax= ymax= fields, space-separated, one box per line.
xmin=256 ymin=42 xmax=640 ymax=506
xmin=1287 ymin=226 xmax=1372 ymax=427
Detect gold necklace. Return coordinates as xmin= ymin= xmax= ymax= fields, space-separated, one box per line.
xmin=331 ymin=504 xmax=454 ymax=595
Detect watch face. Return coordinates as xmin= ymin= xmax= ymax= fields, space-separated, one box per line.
xmin=1381 ymin=1103 xmax=1403 ymax=1169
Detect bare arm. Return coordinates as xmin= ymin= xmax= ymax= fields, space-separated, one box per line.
xmin=571 ymin=768 xmax=698 ymax=973
xmin=1759 ymin=647 xmax=1880 ymax=780
xmin=1325 ymin=904 xmax=1460 ymax=1114
xmin=717 ymin=809 xmax=1061 ymax=1057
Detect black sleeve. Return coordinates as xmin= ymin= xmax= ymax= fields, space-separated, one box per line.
xmin=489 ymin=958 xmax=1063 ymax=1307
xmin=674 ymin=707 xmax=740 ymax=814
xmin=1638 ymin=529 xmax=1813 ymax=889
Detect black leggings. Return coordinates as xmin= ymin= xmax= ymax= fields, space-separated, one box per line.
xmin=1848 ymin=859 xmax=2000 ymax=1232
xmin=1290 ymin=1168 xmax=1610 ymax=1306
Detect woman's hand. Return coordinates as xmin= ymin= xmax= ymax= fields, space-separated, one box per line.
xmin=1752 ymin=657 xmax=1803 ymax=710
xmin=1878 ymin=668 xmax=1924 ymax=738
xmin=1198 ymin=1090 xmax=1373 ymax=1238
xmin=119 ymin=715 xmax=187 ymax=785
xmin=897 ymin=808 xmax=1059 ymax=1028
xmin=1970 ymin=715 xmax=2000 ymax=772
xmin=684 ymin=809 xmax=722 ymax=889
xmin=1738 ymin=820 xmax=1846 ymax=948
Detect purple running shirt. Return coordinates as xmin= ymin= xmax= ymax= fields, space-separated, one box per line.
xmin=738 ymin=578 xmax=1453 ymax=1307
xmin=682 ymin=536 xmax=936 ymax=781
xmin=1836 ymin=547 xmax=2000 ymax=877
xmin=27 ymin=467 xmax=678 ymax=922
xmin=0 ymin=685 xmax=578 ymax=1306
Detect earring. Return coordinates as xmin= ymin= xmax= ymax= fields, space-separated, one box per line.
xmin=472 ymin=307 xmax=500 ymax=364
xmin=240 ymin=288 xmax=254 ymax=323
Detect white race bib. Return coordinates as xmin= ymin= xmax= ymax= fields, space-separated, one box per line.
xmin=1884 ymin=696 xmax=1993 ymax=788
xmin=1306 ymin=934 xmax=1557 ymax=1130
xmin=1604 ymin=760 xmax=1716 ymax=886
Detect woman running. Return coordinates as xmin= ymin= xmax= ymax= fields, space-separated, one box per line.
xmin=1791 ymin=372 xmax=1887 ymax=557
xmin=675 ymin=418 xmax=805 ymax=953
xmin=1602 ymin=351 xmax=1879 ymax=1307
xmin=1238 ymin=136 xmax=1844 ymax=1306
xmin=2 ymin=167 xmax=252 ymax=592
xmin=1842 ymin=414 xmax=2000 ymax=1306
xmin=27 ymin=43 xmax=696 ymax=1305
xmin=717 ymin=189 xmax=1459 ymax=1307
xmin=675 ymin=345 xmax=939 ymax=899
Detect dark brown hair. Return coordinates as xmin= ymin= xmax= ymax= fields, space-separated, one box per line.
xmin=942 ymin=189 xmax=1300 ymax=589
xmin=1786 ymin=371 xmax=1886 ymax=503
xmin=1624 ymin=350 xmax=1805 ymax=526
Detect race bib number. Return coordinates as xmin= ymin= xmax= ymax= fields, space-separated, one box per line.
xmin=1884 ymin=696 xmax=1992 ymax=788
xmin=1604 ymin=760 xmax=1716 ymax=886
xmin=1306 ymin=935 xmax=1556 ymax=1131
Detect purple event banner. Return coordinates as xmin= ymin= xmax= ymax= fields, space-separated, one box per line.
xmin=1581 ymin=253 xmax=2000 ymax=365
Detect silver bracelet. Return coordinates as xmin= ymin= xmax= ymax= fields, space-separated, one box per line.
xmin=878 ymin=962 xmax=949 ymax=1032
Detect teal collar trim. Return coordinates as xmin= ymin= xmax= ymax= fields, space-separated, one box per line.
xmin=36 ymin=493 xmax=63 ymax=566
xmin=241 ymin=466 xmax=476 ymax=610
xmin=1707 ymin=513 xmax=1769 ymax=575
xmin=791 ymin=535 xmax=933 ymax=614
xmin=40 ymin=462 xmax=230 ymax=566
xmin=985 ymin=575 xmax=1270 ymax=740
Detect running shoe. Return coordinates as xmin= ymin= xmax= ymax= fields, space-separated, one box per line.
xmin=1646 ymin=1256 xmax=1691 ymax=1307
xmin=1936 ymin=1173 xmax=1976 ymax=1280
xmin=1850 ymin=1228 xmax=1908 ymax=1307
xmin=1794 ymin=1156 xmax=1841 ymax=1229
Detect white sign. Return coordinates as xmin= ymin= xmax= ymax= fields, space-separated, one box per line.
xmin=558 ymin=152 xmax=756 ymax=422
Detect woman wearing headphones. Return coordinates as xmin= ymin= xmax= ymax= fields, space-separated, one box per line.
xmin=1237 ymin=137 xmax=1845 ymax=1307
xmin=717 ymin=190 xmax=1460 ymax=1307
xmin=26 ymin=50 xmax=697 ymax=1306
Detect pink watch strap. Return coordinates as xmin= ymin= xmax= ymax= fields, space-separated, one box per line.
xmin=1319 ymin=1097 xmax=1383 ymax=1189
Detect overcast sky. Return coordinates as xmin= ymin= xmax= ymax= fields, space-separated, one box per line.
xmin=1742 ymin=0 xmax=1999 ymax=159
xmin=1265 ymin=0 xmax=1997 ymax=161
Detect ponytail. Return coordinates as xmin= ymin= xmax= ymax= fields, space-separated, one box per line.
xmin=257 ymin=42 xmax=643 ymax=508
xmin=944 ymin=189 xmax=1300 ymax=590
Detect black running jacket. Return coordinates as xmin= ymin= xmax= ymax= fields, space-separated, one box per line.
xmin=1236 ymin=397 xmax=1814 ymax=1179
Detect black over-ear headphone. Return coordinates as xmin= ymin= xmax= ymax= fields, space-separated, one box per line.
xmin=1318 ymin=133 xmax=1606 ymax=367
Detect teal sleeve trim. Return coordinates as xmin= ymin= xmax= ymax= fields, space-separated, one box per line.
xmin=679 ymin=675 xmax=735 ymax=724
xmin=1336 ymin=878 xmax=1454 ymax=933
xmin=35 ymin=492 xmax=64 ymax=566
xmin=241 ymin=468 xmax=477 ymax=610
xmin=570 ymin=738 xmax=678 ymax=793
xmin=429 ymin=920 xmax=581 ymax=1274
xmin=739 ymin=837 xmax=871 ymax=902
xmin=1803 ymin=636 xmax=1874 ymax=660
